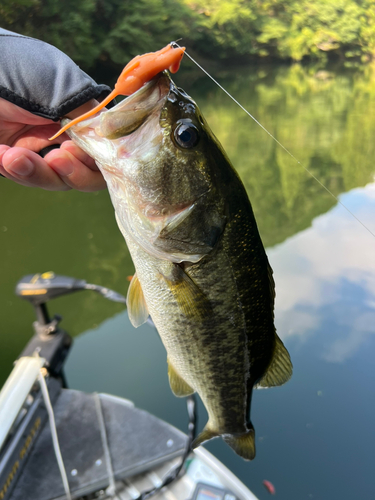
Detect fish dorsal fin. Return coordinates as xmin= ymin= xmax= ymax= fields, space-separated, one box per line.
xmin=127 ymin=273 xmax=149 ymax=328
xmin=167 ymin=359 xmax=195 ymax=397
xmin=159 ymin=264 xmax=212 ymax=322
xmin=256 ymin=334 xmax=293 ymax=388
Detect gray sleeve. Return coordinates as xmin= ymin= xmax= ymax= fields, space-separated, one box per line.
xmin=0 ymin=28 xmax=112 ymax=121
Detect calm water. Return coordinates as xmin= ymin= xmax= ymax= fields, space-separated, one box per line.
xmin=1 ymin=62 xmax=375 ymax=500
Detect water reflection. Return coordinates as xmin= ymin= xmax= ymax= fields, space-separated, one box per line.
xmin=2 ymin=62 xmax=375 ymax=498
xmin=271 ymin=183 xmax=375 ymax=364
xmin=180 ymin=63 xmax=375 ymax=247
xmin=65 ymin=181 xmax=375 ymax=499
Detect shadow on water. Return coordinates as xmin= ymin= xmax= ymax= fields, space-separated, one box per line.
xmin=1 ymin=62 xmax=375 ymax=499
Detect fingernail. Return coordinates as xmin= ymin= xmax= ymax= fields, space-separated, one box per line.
xmin=8 ymin=156 xmax=35 ymax=176
xmin=48 ymin=158 xmax=74 ymax=177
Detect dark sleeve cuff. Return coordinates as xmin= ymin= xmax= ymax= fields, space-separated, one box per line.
xmin=0 ymin=28 xmax=112 ymax=121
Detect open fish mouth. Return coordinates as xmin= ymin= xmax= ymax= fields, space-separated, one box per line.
xmin=62 ymin=72 xmax=171 ymax=166
xmin=95 ymin=72 xmax=171 ymax=140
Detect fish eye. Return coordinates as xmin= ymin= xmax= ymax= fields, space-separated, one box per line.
xmin=173 ymin=121 xmax=199 ymax=149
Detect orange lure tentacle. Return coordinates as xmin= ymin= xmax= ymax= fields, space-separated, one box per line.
xmin=49 ymin=43 xmax=185 ymax=141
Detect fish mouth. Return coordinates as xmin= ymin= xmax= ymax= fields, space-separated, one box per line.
xmin=62 ymin=72 xmax=171 ymax=141
xmin=62 ymin=72 xmax=172 ymax=173
xmin=97 ymin=72 xmax=171 ymax=139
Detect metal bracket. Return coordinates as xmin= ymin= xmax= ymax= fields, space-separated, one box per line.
xmin=32 ymin=315 xmax=62 ymax=337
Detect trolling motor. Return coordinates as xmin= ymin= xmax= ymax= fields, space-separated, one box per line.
xmin=16 ymin=272 xmax=127 ymax=383
xmin=0 ymin=273 xmax=200 ymax=500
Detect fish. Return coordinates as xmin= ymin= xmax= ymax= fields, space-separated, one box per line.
xmin=64 ymin=70 xmax=293 ymax=460
xmin=49 ymin=43 xmax=185 ymax=140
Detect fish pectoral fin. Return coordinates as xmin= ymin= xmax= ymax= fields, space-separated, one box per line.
xmin=255 ymin=334 xmax=293 ymax=388
xmin=192 ymin=424 xmax=219 ymax=449
xmin=127 ymin=273 xmax=149 ymax=328
xmin=167 ymin=360 xmax=195 ymax=397
xmin=159 ymin=264 xmax=212 ymax=322
xmin=223 ymin=426 xmax=256 ymax=461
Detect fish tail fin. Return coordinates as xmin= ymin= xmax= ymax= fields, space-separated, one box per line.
xmin=223 ymin=425 xmax=256 ymax=461
xmin=192 ymin=423 xmax=219 ymax=449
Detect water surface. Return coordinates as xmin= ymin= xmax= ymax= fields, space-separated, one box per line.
xmin=1 ymin=63 xmax=375 ymax=499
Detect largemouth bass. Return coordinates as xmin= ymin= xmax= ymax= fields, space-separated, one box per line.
xmin=65 ymin=72 xmax=293 ymax=460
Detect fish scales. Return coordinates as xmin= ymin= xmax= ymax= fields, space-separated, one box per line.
xmin=123 ymin=151 xmax=276 ymax=445
xmin=126 ymin=233 xmax=249 ymax=434
xmin=65 ymin=71 xmax=292 ymax=460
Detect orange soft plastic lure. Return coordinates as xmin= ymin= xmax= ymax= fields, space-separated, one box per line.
xmin=49 ymin=43 xmax=185 ymax=140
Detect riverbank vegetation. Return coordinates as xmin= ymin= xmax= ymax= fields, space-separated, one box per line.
xmin=1 ymin=0 xmax=375 ymax=72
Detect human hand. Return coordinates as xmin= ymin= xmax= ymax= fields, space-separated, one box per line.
xmin=0 ymin=98 xmax=106 ymax=191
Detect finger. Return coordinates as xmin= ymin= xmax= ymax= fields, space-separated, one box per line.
xmin=1 ymin=147 xmax=71 ymax=190
xmin=13 ymin=124 xmax=68 ymax=151
xmin=0 ymin=145 xmax=11 ymax=158
xmin=1 ymin=145 xmax=35 ymax=186
xmin=0 ymin=145 xmax=10 ymax=174
xmin=1 ymin=145 xmax=34 ymax=185
xmin=45 ymin=148 xmax=107 ymax=192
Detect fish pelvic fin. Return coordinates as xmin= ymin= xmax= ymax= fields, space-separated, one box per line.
xmin=127 ymin=273 xmax=149 ymax=328
xmin=167 ymin=359 xmax=195 ymax=397
xmin=255 ymin=334 xmax=293 ymax=388
xmin=192 ymin=424 xmax=219 ymax=449
xmin=223 ymin=426 xmax=256 ymax=461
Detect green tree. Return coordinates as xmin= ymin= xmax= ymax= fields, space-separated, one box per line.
xmin=281 ymin=0 xmax=363 ymax=61
xmin=1 ymin=0 xmax=99 ymax=68
xmin=360 ymin=0 xmax=375 ymax=61
xmin=183 ymin=0 xmax=261 ymax=58
xmin=92 ymin=0 xmax=197 ymax=67
xmin=2 ymin=0 xmax=375 ymax=73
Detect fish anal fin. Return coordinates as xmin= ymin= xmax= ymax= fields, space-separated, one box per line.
xmin=192 ymin=424 xmax=219 ymax=449
xmin=159 ymin=264 xmax=212 ymax=322
xmin=256 ymin=334 xmax=293 ymax=388
xmin=223 ymin=427 xmax=256 ymax=461
xmin=127 ymin=273 xmax=149 ymax=328
xmin=167 ymin=360 xmax=194 ymax=397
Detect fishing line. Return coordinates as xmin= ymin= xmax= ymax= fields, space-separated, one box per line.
xmin=94 ymin=393 xmax=118 ymax=499
xmin=38 ymin=367 xmax=72 ymax=500
xmin=171 ymin=42 xmax=375 ymax=239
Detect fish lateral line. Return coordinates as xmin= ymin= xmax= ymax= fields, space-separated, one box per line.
xmin=49 ymin=43 xmax=185 ymax=141
xmin=172 ymin=42 xmax=375 ymax=241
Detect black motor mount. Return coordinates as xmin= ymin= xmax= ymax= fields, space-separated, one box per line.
xmin=15 ymin=272 xmax=127 ymax=382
